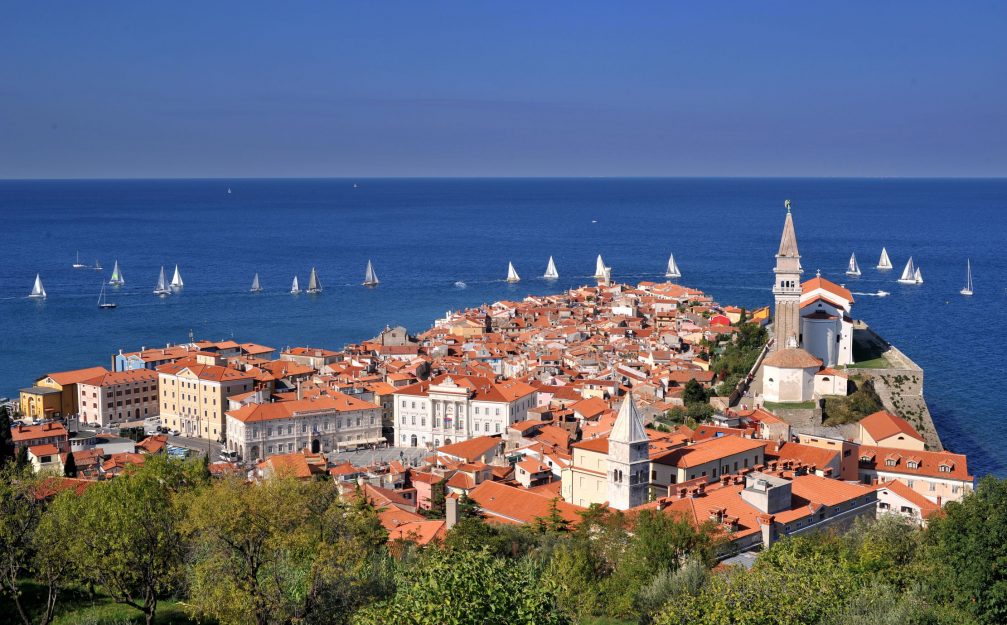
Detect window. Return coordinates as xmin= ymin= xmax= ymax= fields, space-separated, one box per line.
xmin=885 ymin=459 xmax=897 ymax=467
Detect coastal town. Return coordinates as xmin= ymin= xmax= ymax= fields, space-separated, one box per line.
xmin=7 ymin=208 xmax=972 ymax=559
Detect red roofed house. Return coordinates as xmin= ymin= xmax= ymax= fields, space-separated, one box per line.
xmin=856 ymin=445 xmax=973 ymax=505
xmin=77 ymin=368 xmax=160 ymax=427
xmin=858 ymin=410 xmax=926 ymax=451
xmin=21 ymin=366 xmax=109 ymax=419
xmin=158 ymin=356 xmax=256 ymax=442
xmin=12 ymin=422 xmax=69 ymax=453
xmin=466 ymin=480 xmax=586 ymax=527
xmin=876 ymin=479 xmax=940 ymax=526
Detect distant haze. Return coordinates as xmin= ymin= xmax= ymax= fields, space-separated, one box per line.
xmin=2 ymin=2 xmax=1005 ymax=179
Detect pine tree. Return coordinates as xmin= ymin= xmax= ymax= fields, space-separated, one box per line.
xmin=63 ymin=450 xmax=78 ymax=477
xmin=15 ymin=445 xmax=28 ymax=469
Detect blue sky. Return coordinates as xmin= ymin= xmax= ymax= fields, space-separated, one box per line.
xmin=2 ymin=2 xmax=1005 ymax=178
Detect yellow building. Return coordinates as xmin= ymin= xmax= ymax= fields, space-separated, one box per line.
xmin=158 ymin=356 xmax=255 ymax=442
xmin=20 ymin=366 xmax=108 ymax=418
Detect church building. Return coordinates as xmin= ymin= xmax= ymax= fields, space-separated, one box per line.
xmin=762 ymin=202 xmax=855 ymax=404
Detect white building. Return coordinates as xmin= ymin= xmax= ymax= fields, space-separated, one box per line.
xmin=225 ymin=393 xmax=383 ymax=461
xmin=761 ymin=348 xmax=821 ymax=404
xmin=77 ymin=369 xmax=160 ymax=427
xmin=393 ymin=374 xmax=537 ymax=448
xmin=800 ymin=274 xmax=855 ymax=367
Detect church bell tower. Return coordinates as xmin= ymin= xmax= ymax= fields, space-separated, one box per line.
xmin=772 ymin=200 xmax=803 ymax=350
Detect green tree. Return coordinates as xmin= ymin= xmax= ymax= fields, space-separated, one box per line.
xmin=0 ymin=405 xmax=13 ymax=464
xmin=61 ymin=455 xmax=191 ymax=625
xmin=353 ymin=547 xmax=569 ymax=625
xmin=423 ymin=478 xmax=446 ymax=518
xmin=544 ymin=539 xmax=602 ymax=621
xmin=61 ymin=451 xmax=77 ymax=478
xmin=15 ymin=445 xmax=28 ymax=469
xmin=682 ymin=379 xmax=708 ymax=407
xmin=533 ymin=498 xmax=571 ymax=534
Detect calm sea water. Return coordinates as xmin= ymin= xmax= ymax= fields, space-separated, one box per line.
xmin=2 ymin=178 xmax=1004 ymax=475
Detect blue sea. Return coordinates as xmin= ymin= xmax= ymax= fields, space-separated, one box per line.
xmin=2 ymin=178 xmax=1004 ymax=476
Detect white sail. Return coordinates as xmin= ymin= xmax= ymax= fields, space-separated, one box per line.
xmin=897 ymin=257 xmax=917 ymax=284
xmin=846 ymin=253 xmax=861 ymax=277
xmin=665 ymin=253 xmax=681 ymax=279
xmin=594 ymin=254 xmax=607 ymax=279
xmin=961 ymin=259 xmax=973 ymax=295
xmin=543 ymin=256 xmax=559 ymax=279
xmin=291 ymin=276 xmax=301 ymax=294
xmin=29 ymin=274 xmax=46 ymax=299
xmin=93 ymin=259 xmax=102 ymax=271
xmin=170 ymin=264 xmax=184 ymax=288
xmin=914 ymin=267 xmax=923 ymax=284
xmin=109 ymin=260 xmax=125 ymax=286
xmin=877 ymin=247 xmax=893 ymax=270
xmin=251 ymin=273 xmax=262 ymax=292
xmin=363 ymin=260 xmax=379 ymax=286
xmin=506 ymin=262 xmax=521 ymax=283
xmin=73 ymin=251 xmax=86 ymax=269
xmin=154 ymin=266 xmax=172 ymax=295
xmin=306 ymin=267 xmax=321 ymax=293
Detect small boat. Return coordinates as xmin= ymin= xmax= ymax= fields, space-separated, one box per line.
xmin=665 ymin=253 xmax=682 ymax=279
xmin=543 ymin=256 xmax=559 ymax=280
xmin=108 ymin=260 xmax=125 ymax=286
xmin=961 ymin=259 xmax=973 ymax=296
xmin=506 ymin=262 xmax=521 ymax=283
xmin=98 ymin=284 xmax=116 ymax=309
xmin=154 ymin=266 xmax=172 ymax=296
xmin=594 ymin=255 xmax=608 ymax=280
xmin=72 ymin=251 xmax=87 ymax=269
xmin=306 ymin=267 xmax=322 ymax=294
xmin=454 ymin=281 xmax=467 ymax=289
xmin=227 ymin=188 xmax=232 ymax=194
xmin=363 ymin=260 xmax=379 ymax=287
xmin=28 ymin=274 xmax=47 ymax=299
xmin=846 ymin=253 xmax=861 ymax=277
xmin=876 ymin=290 xmax=890 ymax=297
xmin=897 ymin=257 xmax=921 ymax=285
xmin=170 ymin=265 xmax=184 ymax=289
xmin=291 ymin=276 xmax=301 ymax=294
xmin=250 ymin=273 xmax=262 ymax=293
xmin=353 ymin=183 xmax=359 ymax=189
xmin=877 ymin=247 xmax=893 ymax=270
xmin=93 ymin=259 xmax=102 ymax=271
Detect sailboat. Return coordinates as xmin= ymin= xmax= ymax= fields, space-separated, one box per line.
xmin=543 ymin=256 xmax=559 ymax=280
xmin=897 ymin=257 xmax=922 ymax=285
xmin=170 ymin=265 xmax=184 ymax=289
xmin=506 ymin=262 xmax=521 ymax=283
xmin=594 ymin=255 xmax=608 ymax=280
xmin=363 ymin=260 xmax=379 ymax=287
xmin=846 ymin=253 xmax=862 ymax=277
xmin=250 ymin=273 xmax=262 ymax=293
xmin=109 ymin=260 xmax=125 ymax=286
xmin=98 ymin=284 xmax=116 ymax=309
xmin=227 ymin=188 xmax=232 ymax=195
xmin=961 ymin=259 xmax=973 ymax=296
xmin=290 ymin=276 xmax=301 ymax=294
xmin=876 ymin=247 xmax=893 ymax=270
xmin=154 ymin=266 xmax=172 ymax=296
xmin=306 ymin=267 xmax=322 ymax=294
xmin=665 ymin=253 xmax=682 ymax=279
xmin=73 ymin=251 xmax=87 ymax=269
xmin=28 ymin=274 xmax=46 ymax=299
xmin=93 ymin=259 xmax=102 ymax=271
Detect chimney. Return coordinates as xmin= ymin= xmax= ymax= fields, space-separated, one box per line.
xmin=445 ymin=496 xmax=459 ymax=529
xmin=758 ymin=514 xmax=777 ymax=548
xmin=296 ymin=380 xmax=302 ymax=401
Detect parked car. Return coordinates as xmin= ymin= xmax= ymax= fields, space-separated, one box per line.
xmin=218 ymin=450 xmax=239 ymax=463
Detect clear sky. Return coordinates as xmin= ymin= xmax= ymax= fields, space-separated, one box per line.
xmin=2 ymin=1 xmax=1005 ymax=178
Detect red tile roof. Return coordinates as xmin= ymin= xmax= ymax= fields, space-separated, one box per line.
xmin=859 ymin=410 xmax=924 ymax=443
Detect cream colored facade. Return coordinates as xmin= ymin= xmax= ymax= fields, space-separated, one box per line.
xmin=77 ymin=370 xmax=159 ymax=428
xmin=561 ymin=446 xmax=609 ymax=508
xmin=158 ymin=364 xmax=254 ymax=442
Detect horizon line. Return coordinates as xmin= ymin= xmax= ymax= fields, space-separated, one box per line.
xmin=1 ymin=174 xmax=1006 ymax=182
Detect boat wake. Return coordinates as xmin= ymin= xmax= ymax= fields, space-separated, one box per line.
xmin=852 ymin=291 xmax=890 ymax=297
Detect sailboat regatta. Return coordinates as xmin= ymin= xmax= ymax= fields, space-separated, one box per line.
xmin=594 ymin=255 xmax=608 ymax=280
xmin=109 ymin=260 xmax=125 ymax=286
xmin=170 ymin=265 xmax=184 ymax=289
xmin=98 ymin=283 xmax=116 ymax=309
xmin=543 ymin=256 xmax=559 ymax=280
xmin=876 ymin=247 xmax=893 ymax=270
xmin=846 ymin=253 xmax=861 ymax=277
xmin=306 ymin=267 xmax=322 ymax=294
xmin=290 ymin=276 xmax=301 ymax=294
xmin=73 ymin=251 xmax=87 ymax=269
xmin=363 ymin=260 xmax=379 ymax=287
xmin=154 ymin=266 xmax=172 ymax=296
xmin=961 ymin=259 xmax=973 ymax=296
xmin=506 ymin=262 xmax=521 ymax=283
xmin=665 ymin=253 xmax=681 ymax=279
xmin=897 ymin=257 xmax=922 ymax=285
xmin=250 ymin=273 xmax=262 ymax=293
xmin=28 ymin=274 xmax=46 ymax=299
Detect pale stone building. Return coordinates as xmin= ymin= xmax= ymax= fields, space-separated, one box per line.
xmin=158 ymin=356 xmax=255 ymax=442
xmin=77 ymin=369 xmax=159 ymax=427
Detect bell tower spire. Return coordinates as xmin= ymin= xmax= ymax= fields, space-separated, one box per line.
xmin=772 ymin=200 xmax=803 ymax=350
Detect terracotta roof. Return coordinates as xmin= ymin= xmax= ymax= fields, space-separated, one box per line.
xmin=157 ymin=358 xmax=254 ymax=382
xmin=27 ymin=444 xmax=60 ymax=457
xmin=80 ymin=368 xmax=159 ymax=387
xmin=653 ymin=436 xmax=766 ymax=469
xmin=878 ymin=479 xmax=940 ymax=518
xmin=388 ymin=520 xmax=446 ymax=545
xmin=467 ymin=480 xmax=585 ymax=526
xmin=11 ymin=423 xmax=67 ymax=443
xmin=227 ymin=393 xmax=379 ymax=424
xmin=43 ymin=366 xmax=110 ymax=386
xmin=802 ymin=276 xmax=854 ymax=304
xmin=435 ymin=436 xmax=501 ymax=462
xmin=857 ymin=445 xmax=972 ymax=481
xmin=859 ymin=410 xmax=925 ymax=443
xmin=762 ymin=347 xmax=822 ymax=369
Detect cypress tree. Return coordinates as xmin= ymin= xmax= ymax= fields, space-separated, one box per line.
xmin=63 ymin=450 xmax=78 ymax=477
